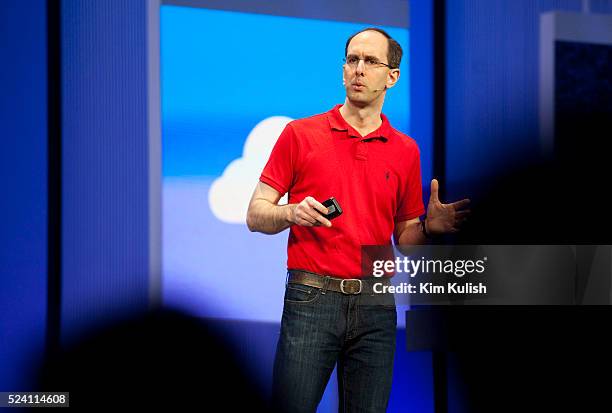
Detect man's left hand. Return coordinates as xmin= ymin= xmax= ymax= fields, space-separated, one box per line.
xmin=425 ymin=179 xmax=470 ymax=235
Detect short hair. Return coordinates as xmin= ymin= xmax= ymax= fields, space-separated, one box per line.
xmin=344 ymin=27 xmax=403 ymax=69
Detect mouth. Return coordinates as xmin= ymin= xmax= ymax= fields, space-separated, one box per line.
xmin=351 ymin=83 xmax=366 ymax=91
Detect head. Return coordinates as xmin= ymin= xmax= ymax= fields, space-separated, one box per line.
xmin=343 ymin=28 xmax=402 ymax=106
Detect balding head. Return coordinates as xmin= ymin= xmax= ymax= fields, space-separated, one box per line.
xmin=345 ymin=28 xmax=403 ymax=69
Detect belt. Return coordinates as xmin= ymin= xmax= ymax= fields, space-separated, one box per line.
xmin=287 ymin=269 xmax=390 ymax=295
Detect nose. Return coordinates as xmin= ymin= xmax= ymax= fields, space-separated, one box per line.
xmin=355 ymin=58 xmax=366 ymax=75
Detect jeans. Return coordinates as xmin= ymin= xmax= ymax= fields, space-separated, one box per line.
xmin=272 ymin=278 xmax=397 ymax=413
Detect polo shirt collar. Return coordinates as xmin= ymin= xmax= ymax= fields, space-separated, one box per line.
xmin=327 ymin=104 xmax=391 ymax=141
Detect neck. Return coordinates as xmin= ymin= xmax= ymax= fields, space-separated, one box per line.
xmin=339 ymin=97 xmax=385 ymax=136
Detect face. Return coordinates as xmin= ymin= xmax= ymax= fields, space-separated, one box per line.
xmin=342 ymin=31 xmax=400 ymax=105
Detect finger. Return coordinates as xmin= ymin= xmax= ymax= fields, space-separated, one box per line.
xmin=453 ymin=215 xmax=470 ymax=229
xmin=430 ymin=179 xmax=440 ymax=202
xmin=455 ymin=210 xmax=471 ymax=219
xmin=450 ymin=198 xmax=470 ymax=210
xmin=306 ymin=197 xmax=329 ymax=215
xmin=297 ymin=217 xmax=315 ymax=226
xmin=313 ymin=214 xmax=332 ymax=228
xmin=297 ymin=210 xmax=317 ymax=226
xmin=304 ymin=207 xmax=332 ymax=228
xmin=454 ymin=218 xmax=467 ymax=227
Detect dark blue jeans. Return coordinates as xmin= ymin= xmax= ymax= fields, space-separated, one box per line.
xmin=272 ymin=278 xmax=397 ymax=413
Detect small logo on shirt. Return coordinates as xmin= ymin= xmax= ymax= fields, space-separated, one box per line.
xmin=385 ymin=171 xmax=390 ymax=181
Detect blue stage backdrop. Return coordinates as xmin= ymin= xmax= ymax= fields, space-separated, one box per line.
xmin=0 ymin=0 xmax=48 ymax=392
xmin=161 ymin=5 xmax=418 ymax=324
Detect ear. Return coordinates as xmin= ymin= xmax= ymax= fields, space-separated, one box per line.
xmin=385 ymin=69 xmax=400 ymax=90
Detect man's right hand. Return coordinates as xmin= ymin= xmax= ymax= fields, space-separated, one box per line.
xmin=289 ymin=196 xmax=332 ymax=227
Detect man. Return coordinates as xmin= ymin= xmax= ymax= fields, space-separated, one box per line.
xmin=247 ymin=27 xmax=469 ymax=413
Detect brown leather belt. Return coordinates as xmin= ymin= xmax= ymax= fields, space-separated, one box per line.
xmin=287 ymin=269 xmax=390 ymax=295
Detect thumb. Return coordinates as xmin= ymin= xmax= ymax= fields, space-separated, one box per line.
xmin=430 ymin=179 xmax=439 ymax=202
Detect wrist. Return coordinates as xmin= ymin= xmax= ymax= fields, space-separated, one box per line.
xmin=421 ymin=218 xmax=432 ymax=238
xmin=285 ymin=204 xmax=296 ymax=225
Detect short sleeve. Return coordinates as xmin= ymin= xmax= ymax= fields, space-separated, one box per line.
xmin=394 ymin=145 xmax=425 ymax=222
xmin=259 ymin=123 xmax=299 ymax=196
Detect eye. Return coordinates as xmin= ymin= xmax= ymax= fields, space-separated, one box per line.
xmin=346 ymin=56 xmax=359 ymax=64
xmin=366 ymin=58 xmax=380 ymax=66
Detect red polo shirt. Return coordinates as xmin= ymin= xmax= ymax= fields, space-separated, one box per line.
xmin=260 ymin=104 xmax=425 ymax=278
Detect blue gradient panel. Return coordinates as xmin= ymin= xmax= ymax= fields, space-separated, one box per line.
xmin=161 ymin=6 xmax=412 ymax=325
xmin=61 ymin=0 xmax=151 ymax=343
xmin=0 ymin=0 xmax=48 ymax=391
xmin=443 ymin=0 xmax=595 ymax=198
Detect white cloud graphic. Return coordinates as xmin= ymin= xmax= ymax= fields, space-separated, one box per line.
xmin=208 ymin=116 xmax=293 ymax=224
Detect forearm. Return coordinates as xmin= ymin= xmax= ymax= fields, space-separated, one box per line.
xmin=395 ymin=220 xmax=428 ymax=256
xmin=247 ymin=199 xmax=295 ymax=234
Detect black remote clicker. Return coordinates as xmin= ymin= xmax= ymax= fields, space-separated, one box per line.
xmin=322 ymin=197 xmax=343 ymax=220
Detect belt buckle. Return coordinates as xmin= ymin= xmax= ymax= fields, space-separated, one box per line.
xmin=340 ymin=279 xmax=362 ymax=295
